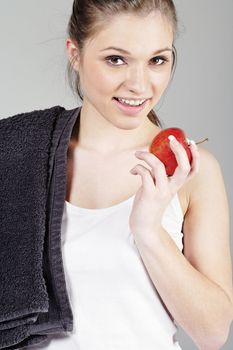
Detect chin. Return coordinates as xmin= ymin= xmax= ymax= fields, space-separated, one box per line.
xmin=113 ymin=116 xmax=145 ymax=131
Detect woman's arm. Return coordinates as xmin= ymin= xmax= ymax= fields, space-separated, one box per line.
xmin=133 ymin=147 xmax=233 ymax=350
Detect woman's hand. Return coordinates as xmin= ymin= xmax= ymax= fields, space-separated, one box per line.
xmin=129 ymin=136 xmax=200 ymax=241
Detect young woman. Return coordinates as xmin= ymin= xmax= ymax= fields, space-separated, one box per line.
xmin=61 ymin=0 xmax=233 ymax=349
xmin=0 ymin=1 xmax=232 ymax=349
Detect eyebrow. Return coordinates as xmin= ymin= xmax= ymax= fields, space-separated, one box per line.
xmin=100 ymin=46 xmax=172 ymax=55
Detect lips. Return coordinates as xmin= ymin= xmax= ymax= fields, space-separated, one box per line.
xmin=113 ymin=97 xmax=148 ymax=115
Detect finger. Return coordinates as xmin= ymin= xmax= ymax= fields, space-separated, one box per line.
xmin=134 ymin=151 xmax=168 ymax=190
xmin=186 ymin=141 xmax=200 ymax=181
xmin=168 ymin=136 xmax=191 ymax=188
xmin=130 ymin=164 xmax=156 ymax=195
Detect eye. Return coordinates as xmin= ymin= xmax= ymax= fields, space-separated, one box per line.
xmin=151 ymin=56 xmax=169 ymax=65
xmin=105 ymin=55 xmax=169 ymax=67
xmin=105 ymin=55 xmax=125 ymax=66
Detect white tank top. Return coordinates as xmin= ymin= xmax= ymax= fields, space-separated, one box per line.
xmin=43 ymin=193 xmax=183 ymax=349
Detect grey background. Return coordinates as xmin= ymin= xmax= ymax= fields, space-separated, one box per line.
xmin=0 ymin=0 xmax=232 ymax=348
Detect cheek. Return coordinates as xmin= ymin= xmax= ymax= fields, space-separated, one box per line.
xmin=153 ymin=71 xmax=172 ymax=91
xmin=87 ymin=60 xmax=118 ymax=93
xmin=97 ymin=69 xmax=119 ymax=94
xmin=150 ymin=72 xmax=171 ymax=103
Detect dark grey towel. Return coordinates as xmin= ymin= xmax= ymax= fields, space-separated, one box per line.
xmin=0 ymin=105 xmax=81 ymax=349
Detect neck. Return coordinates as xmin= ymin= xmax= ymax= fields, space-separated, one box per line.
xmin=71 ymin=101 xmax=160 ymax=155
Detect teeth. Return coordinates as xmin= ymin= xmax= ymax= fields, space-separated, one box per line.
xmin=118 ymin=98 xmax=146 ymax=106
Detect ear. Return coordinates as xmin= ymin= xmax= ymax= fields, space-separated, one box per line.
xmin=66 ymin=38 xmax=79 ymax=71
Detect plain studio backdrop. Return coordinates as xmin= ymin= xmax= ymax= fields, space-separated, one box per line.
xmin=0 ymin=1 xmax=232 ymax=349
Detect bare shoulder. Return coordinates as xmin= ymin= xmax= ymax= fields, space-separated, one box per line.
xmin=181 ymin=145 xmax=229 ymax=224
xmin=186 ymin=145 xmax=228 ymax=207
xmin=177 ymin=146 xmax=215 ymax=217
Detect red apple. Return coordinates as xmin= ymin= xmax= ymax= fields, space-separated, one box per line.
xmin=149 ymin=127 xmax=192 ymax=177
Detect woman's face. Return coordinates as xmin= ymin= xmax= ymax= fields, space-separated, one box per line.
xmin=68 ymin=11 xmax=174 ymax=129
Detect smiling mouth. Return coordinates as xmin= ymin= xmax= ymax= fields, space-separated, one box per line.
xmin=113 ymin=97 xmax=147 ymax=106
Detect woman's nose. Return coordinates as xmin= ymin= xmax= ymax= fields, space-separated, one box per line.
xmin=125 ymin=66 xmax=148 ymax=92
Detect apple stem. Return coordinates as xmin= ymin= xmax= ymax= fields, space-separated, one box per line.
xmin=195 ymin=137 xmax=209 ymax=145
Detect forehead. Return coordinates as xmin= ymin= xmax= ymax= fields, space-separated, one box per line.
xmin=89 ymin=11 xmax=173 ymax=52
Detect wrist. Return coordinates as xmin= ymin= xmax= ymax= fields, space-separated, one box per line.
xmin=133 ymin=225 xmax=166 ymax=251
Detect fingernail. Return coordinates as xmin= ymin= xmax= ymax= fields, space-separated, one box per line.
xmin=168 ymin=135 xmax=176 ymax=142
xmin=190 ymin=140 xmax=197 ymax=147
xmin=130 ymin=169 xmax=137 ymax=175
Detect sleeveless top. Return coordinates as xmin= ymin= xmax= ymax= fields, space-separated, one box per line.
xmin=42 ymin=193 xmax=183 ymax=349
